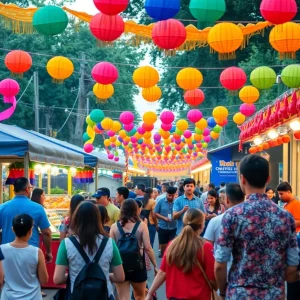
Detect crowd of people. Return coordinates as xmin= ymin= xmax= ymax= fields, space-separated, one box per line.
xmin=0 ymin=154 xmax=299 ymax=299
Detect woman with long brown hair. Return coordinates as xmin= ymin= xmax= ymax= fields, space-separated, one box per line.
xmin=110 ymin=199 xmax=158 ymax=300
xmin=146 ymin=208 xmax=217 ymax=300
xmin=54 ymin=201 xmax=124 ymax=299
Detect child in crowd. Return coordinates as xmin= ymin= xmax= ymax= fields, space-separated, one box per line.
xmin=0 ymin=214 xmax=48 ymax=300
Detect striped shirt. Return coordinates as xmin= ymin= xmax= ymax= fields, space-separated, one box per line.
xmin=173 ymin=194 xmax=205 ymax=235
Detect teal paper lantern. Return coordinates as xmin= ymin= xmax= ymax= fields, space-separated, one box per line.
xmin=90 ymin=109 xmax=105 ymax=123
xmin=83 ymin=133 xmax=91 ymax=142
xmin=250 ymin=66 xmax=277 ymax=90
xmin=189 ymin=0 xmax=226 ymax=24
xmin=33 ymin=6 xmax=68 ymax=36
xmin=281 ymin=65 xmax=300 ymax=88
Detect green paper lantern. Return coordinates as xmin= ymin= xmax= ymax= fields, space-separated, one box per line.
xmin=202 ymin=142 xmax=208 ymax=148
xmin=195 ymin=128 xmax=203 ymax=135
xmin=90 ymin=109 xmax=105 ymax=123
xmin=213 ymin=125 xmax=222 ymax=133
xmin=175 ymin=129 xmax=183 ymax=135
xmin=281 ymin=65 xmax=300 ymax=88
xmin=33 ymin=6 xmax=68 ymax=36
xmin=86 ymin=116 xmax=95 ymax=127
xmin=250 ymin=66 xmax=277 ymax=90
xmin=189 ymin=0 xmax=226 ymax=24
xmin=129 ymin=128 xmax=137 ymax=136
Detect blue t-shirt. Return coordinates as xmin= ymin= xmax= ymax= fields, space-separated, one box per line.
xmin=154 ymin=198 xmax=177 ymax=231
xmin=128 ymin=191 xmax=136 ymax=199
xmin=0 ymin=196 xmax=50 ymax=247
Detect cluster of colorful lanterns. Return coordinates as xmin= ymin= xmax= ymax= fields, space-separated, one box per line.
xmin=89 ymin=0 xmax=128 ymax=44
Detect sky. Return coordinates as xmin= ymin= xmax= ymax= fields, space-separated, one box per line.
xmin=69 ymin=0 xmax=162 ymax=128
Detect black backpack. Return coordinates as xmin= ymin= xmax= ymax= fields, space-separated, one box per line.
xmin=69 ymin=236 xmax=109 ymax=300
xmin=117 ymin=221 xmax=144 ymax=272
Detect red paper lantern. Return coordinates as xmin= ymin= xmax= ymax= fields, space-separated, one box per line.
xmin=220 ymin=67 xmax=247 ymax=91
xmin=152 ymin=19 xmax=186 ymax=50
xmin=184 ymin=89 xmax=205 ymax=106
xmin=90 ymin=13 xmax=124 ymax=42
xmin=282 ymin=135 xmax=291 ymax=143
xmin=263 ymin=142 xmax=270 ymax=150
xmin=294 ymin=131 xmax=300 ymax=140
xmin=92 ymin=62 xmax=119 ymax=84
xmin=5 ymin=50 xmax=32 ymax=76
xmin=249 ymin=147 xmax=257 ymax=154
xmin=93 ymin=0 xmax=129 ymax=15
xmin=142 ymin=123 xmax=154 ymax=132
xmin=260 ymin=0 xmax=297 ymax=25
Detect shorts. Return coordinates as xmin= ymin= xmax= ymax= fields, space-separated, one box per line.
xmin=158 ymin=227 xmax=177 ymax=245
xmin=125 ymin=256 xmax=147 ymax=283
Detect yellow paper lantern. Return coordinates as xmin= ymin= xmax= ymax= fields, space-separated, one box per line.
xmin=104 ymin=139 xmax=111 ymax=147
xmin=176 ymin=119 xmax=189 ymax=131
xmin=233 ymin=112 xmax=246 ymax=125
xmin=212 ymin=106 xmax=229 ymax=121
xmin=101 ymin=118 xmax=113 ymax=130
xmin=46 ymin=56 xmax=74 ymax=83
xmin=119 ymin=130 xmax=127 ymax=138
xmin=142 ymin=86 xmax=162 ymax=102
xmin=269 ymin=22 xmax=300 ymax=59
xmin=110 ymin=136 xmax=117 ymax=143
xmin=208 ymin=23 xmax=244 ymax=60
xmin=161 ymin=130 xmax=170 ymax=139
xmin=116 ymin=141 xmax=121 ymax=147
xmin=133 ymin=66 xmax=159 ymax=88
xmin=144 ymin=131 xmax=152 ymax=139
xmin=239 ymin=86 xmax=260 ymax=104
xmin=196 ymin=118 xmax=208 ymax=130
xmin=111 ymin=121 xmax=122 ymax=132
xmin=176 ymin=68 xmax=203 ymax=90
xmin=210 ymin=132 xmax=220 ymax=140
xmin=87 ymin=126 xmax=95 ymax=141
xmin=93 ymin=83 xmax=114 ymax=101
xmin=143 ymin=111 xmax=157 ymax=124
xmin=194 ymin=133 xmax=203 ymax=141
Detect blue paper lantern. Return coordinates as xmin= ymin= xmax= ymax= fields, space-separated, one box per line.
xmin=145 ymin=0 xmax=180 ymax=21
xmin=207 ymin=117 xmax=217 ymax=128
xmin=170 ymin=125 xmax=176 ymax=133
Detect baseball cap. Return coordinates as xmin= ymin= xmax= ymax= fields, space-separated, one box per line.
xmin=92 ymin=188 xmax=110 ymax=198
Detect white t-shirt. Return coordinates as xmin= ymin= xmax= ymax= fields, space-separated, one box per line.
xmin=204 ymin=214 xmax=225 ymax=252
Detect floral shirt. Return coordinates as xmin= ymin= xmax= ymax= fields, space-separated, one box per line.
xmin=215 ymin=193 xmax=299 ymax=300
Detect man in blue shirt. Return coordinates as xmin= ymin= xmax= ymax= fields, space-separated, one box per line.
xmin=154 ymin=186 xmax=177 ymax=255
xmin=173 ymin=178 xmax=205 ymax=235
xmin=0 ymin=177 xmax=52 ymax=262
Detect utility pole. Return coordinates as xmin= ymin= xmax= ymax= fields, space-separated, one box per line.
xmin=34 ymin=72 xmax=39 ymax=132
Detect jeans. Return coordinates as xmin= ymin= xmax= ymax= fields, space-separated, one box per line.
xmin=148 ymin=224 xmax=157 ymax=248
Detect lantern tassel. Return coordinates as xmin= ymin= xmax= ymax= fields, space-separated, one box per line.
xmin=279 ymin=51 xmax=296 ymax=60
xmin=96 ymin=98 xmax=108 ymax=103
xmin=10 ymin=72 xmax=23 ymax=79
xmin=218 ymin=52 xmax=236 ymax=60
xmin=52 ymin=79 xmax=64 ymax=84
xmin=0 ymin=16 xmax=34 ymax=34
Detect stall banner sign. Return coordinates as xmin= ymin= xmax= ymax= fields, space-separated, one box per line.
xmin=210 ymin=148 xmax=238 ymax=185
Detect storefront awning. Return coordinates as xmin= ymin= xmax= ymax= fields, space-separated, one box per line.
xmin=0 ymin=124 xmax=84 ymax=167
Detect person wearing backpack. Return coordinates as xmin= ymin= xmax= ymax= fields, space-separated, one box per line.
xmin=110 ymin=199 xmax=158 ymax=300
xmin=54 ymin=202 xmax=124 ymax=300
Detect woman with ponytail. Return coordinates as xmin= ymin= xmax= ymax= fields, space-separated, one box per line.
xmin=146 ymin=208 xmax=217 ymax=300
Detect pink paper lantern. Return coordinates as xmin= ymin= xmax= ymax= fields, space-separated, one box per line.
xmin=120 ymin=111 xmax=134 ymax=125
xmin=0 ymin=79 xmax=20 ymax=97
xmin=92 ymin=62 xmax=118 ymax=84
xmin=84 ymin=143 xmax=94 ymax=153
xmin=114 ymin=157 xmax=120 ymax=162
xmin=240 ymin=103 xmax=256 ymax=117
xmin=196 ymin=143 xmax=202 ymax=148
xmin=204 ymin=136 xmax=211 ymax=143
xmin=203 ymin=128 xmax=210 ymax=136
xmin=183 ymin=130 xmax=192 ymax=139
xmin=107 ymin=130 xmax=115 ymax=137
xmin=93 ymin=0 xmax=129 ymax=15
xmin=187 ymin=109 xmax=203 ymax=123
xmin=131 ymin=136 xmax=138 ymax=143
xmin=161 ymin=123 xmax=172 ymax=131
xmin=108 ymin=153 xmax=114 ymax=160
xmin=123 ymin=123 xmax=134 ymax=131
xmin=137 ymin=126 xmax=146 ymax=135
xmin=160 ymin=110 xmax=175 ymax=124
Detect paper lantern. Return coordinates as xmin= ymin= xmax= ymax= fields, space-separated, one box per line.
xmin=240 ymin=103 xmax=256 ymax=117
xmin=133 ymin=66 xmax=159 ymax=88
xmin=184 ymin=89 xmax=205 ymax=106
xmin=210 ymin=131 xmax=220 ymax=140
xmin=207 ymin=117 xmax=217 ymax=128
xmin=90 ymin=109 xmax=105 ymax=123
xmin=84 ymin=144 xmax=94 ymax=153
xmin=176 ymin=119 xmax=189 ymax=131
xmin=0 ymin=79 xmax=20 ymax=96
xmin=160 ymin=110 xmax=175 ymax=124
xmin=233 ymin=112 xmax=246 ymax=125
xmin=213 ymin=125 xmax=222 ymax=133
xmin=281 ymin=65 xmax=300 ymax=88
xmin=145 ymin=0 xmax=180 ymax=20
xmin=90 ymin=13 xmax=124 ymax=42
xmin=250 ymin=67 xmax=277 ymax=90
xmin=208 ymin=23 xmax=243 ymax=60
xmin=92 ymin=62 xmax=118 ymax=85
xmin=111 ymin=121 xmax=122 ymax=132
xmin=142 ymin=86 xmax=162 ymax=102
xmin=124 ymin=123 xmax=134 ymax=131
xmin=101 ymin=118 xmax=113 ymax=130
xmin=120 ymin=111 xmax=134 ymax=125
xmin=46 ymin=56 xmax=74 ymax=83
xmin=93 ymin=83 xmax=114 ymax=100
xmin=282 ymin=135 xmax=291 ymax=143
xmin=93 ymin=0 xmax=129 ymax=15
xmin=177 ymin=68 xmax=203 ymax=90
xmin=161 ymin=123 xmax=172 ymax=131
xmin=249 ymin=147 xmax=258 ymax=154
xmin=187 ymin=109 xmax=202 ymax=123
xmin=5 ymin=50 xmax=32 ymax=77
xmin=142 ymin=123 xmax=154 ymax=132
xmin=33 ymin=6 xmax=68 ymax=36
xmin=220 ymin=67 xmax=247 ymax=91
xmin=152 ymin=19 xmax=186 ymax=51
xmin=189 ymin=0 xmax=226 ymax=24
xmin=196 ymin=118 xmax=208 ymax=130
xmin=269 ymin=22 xmax=300 ymax=59
xmin=239 ymin=86 xmax=260 ymax=104
xmin=212 ymin=106 xmax=228 ymax=121
xmin=260 ymin=0 xmax=297 ymax=25
xmin=143 ymin=111 xmax=157 ymax=124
